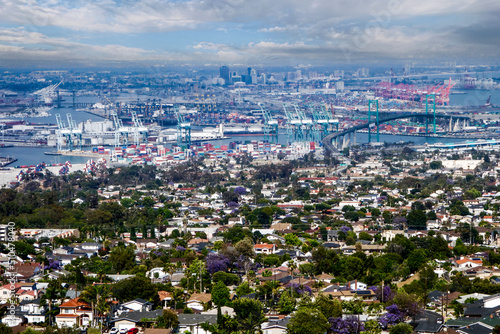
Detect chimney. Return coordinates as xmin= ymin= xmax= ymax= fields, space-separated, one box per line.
xmin=491 ymin=314 xmax=494 ymax=319
xmin=355 ymin=279 xmax=358 ymax=290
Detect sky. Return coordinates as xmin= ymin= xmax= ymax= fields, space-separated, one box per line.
xmin=0 ymin=0 xmax=499 ymax=67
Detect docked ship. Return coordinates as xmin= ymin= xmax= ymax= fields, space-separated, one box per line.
xmin=223 ymin=125 xmax=264 ymax=135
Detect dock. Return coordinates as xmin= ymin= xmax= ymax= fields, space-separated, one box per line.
xmin=0 ymin=157 xmax=18 ymax=167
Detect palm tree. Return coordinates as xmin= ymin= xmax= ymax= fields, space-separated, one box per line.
xmin=163 ymin=263 xmax=176 ymax=282
xmin=80 ymin=285 xmax=111 ymax=327
xmin=41 ymin=280 xmax=65 ymax=326
xmin=288 ymin=260 xmax=297 ymax=295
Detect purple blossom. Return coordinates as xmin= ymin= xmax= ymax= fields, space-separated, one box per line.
xmin=329 ymin=317 xmax=365 ymax=334
xmin=370 ymin=285 xmax=394 ymax=303
xmin=285 ymin=283 xmax=312 ymax=296
xmin=152 ymin=250 xmax=163 ymax=257
xmin=176 ymin=246 xmax=186 ymax=252
xmin=233 ymin=187 xmax=247 ymax=196
xmin=446 ymin=179 xmax=454 ymax=185
xmin=340 ymin=225 xmax=351 ymax=233
xmin=227 ymin=201 xmax=239 ymax=208
xmin=393 ymin=216 xmax=407 ymax=225
xmin=44 ymin=259 xmax=61 ymax=270
xmin=379 ymin=304 xmax=403 ymax=328
xmin=206 ymin=253 xmax=231 ymax=274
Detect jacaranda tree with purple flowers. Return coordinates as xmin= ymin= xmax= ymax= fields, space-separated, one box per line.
xmin=233 ymin=186 xmax=247 ymax=196
xmin=285 ymin=283 xmax=313 ymax=297
xmin=206 ymin=253 xmax=231 ymax=274
xmin=379 ymin=304 xmax=403 ymax=328
xmin=329 ymin=316 xmax=365 ymax=334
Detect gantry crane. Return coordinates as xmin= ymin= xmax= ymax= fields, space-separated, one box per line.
xmin=66 ymin=114 xmax=82 ymax=151
xmin=293 ymin=104 xmax=314 ymax=142
xmin=55 ymin=113 xmax=82 ymax=151
xmin=259 ymin=103 xmax=278 ymax=143
xmin=131 ymin=110 xmax=148 ymax=145
xmin=174 ymin=106 xmax=191 ymax=147
xmin=283 ymin=104 xmax=303 ymax=143
xmin=112 ymin=112 xmax=132 ymax=147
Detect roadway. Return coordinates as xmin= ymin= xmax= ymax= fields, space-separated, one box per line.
xmin=321 ymin=112 xmax=470 ymax=154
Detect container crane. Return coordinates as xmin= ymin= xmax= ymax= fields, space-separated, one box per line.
xmin=283 ymin=104 xmax=303 ymax=143
xmin=259 ymin=103 xmax=278 ymax=143
xmin=293 ymin=104 xmax=314 ymax=142
xmin=66 ymin=113 xmax=82 ymax=151
xmin=131 ymin=110 xmax=148 ymax=145
xmin=112 ymin=112 xmax=132 ymax=147
xmin=174 ymin=106 xmax=191 ymax=147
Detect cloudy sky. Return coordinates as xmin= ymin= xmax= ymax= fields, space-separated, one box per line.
xmin=0 ymin=0 xmax=499 ymax=66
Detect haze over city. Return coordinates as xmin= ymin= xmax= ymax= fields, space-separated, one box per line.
xmin=1 ymin=0 xmax=500 ymax=67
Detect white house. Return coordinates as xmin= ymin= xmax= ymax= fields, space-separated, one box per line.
xmin=254 ymin=243 xmax=276 ymax=255
xmin=121 ymin=299 xmax=153 ymax=312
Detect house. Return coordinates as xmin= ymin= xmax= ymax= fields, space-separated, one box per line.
xmin=348 ymin=280 xmax=368 ymax=291
xmin=13 ymin=263 xmax=42 ymax=282
xmin=80 ymin=242 xmax=102 ymax=251
xmin=121 ymin=299 xmax=153 ymax=312
xmin=177 ymin=314 xmax=217 ymax=334
xmin=254 ymin=243 xmax=276 ymax=255
xmin=186 ymin=293 xmax=212 ymax=311
xmin=262 ymin=317 xmax=290 ymax=334
xmin=136 ymin=239 xmax=158 ymax=250
xmin=0 ymin=283 xmax=37 ymax=301
xmin=148 ymin=268 xmax=169 ymax=280
xmin=453 ymin=257 xmax=483 ymax=269
xmin=53 ymin=246 xmax=74 ymax=255
xmin=19 ymin=298 xmax=46 ymax=324
xmin=55 ymin=298 xmax=93 ymax=328
xmin=111 ymin=309 xmax=163 ymax=332
xmin=228 ymin=217 xmax=246 ymax=225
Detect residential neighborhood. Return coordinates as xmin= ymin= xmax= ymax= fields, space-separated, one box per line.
xmin=2 ymin=145 xmax=500 ymax=334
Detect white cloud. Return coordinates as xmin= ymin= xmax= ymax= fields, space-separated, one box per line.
xmin=0 ymin=0 xmax=499 ymax=64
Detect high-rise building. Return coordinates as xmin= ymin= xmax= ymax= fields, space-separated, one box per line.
xmin=220 ymin=66 xmax=230 ymax=85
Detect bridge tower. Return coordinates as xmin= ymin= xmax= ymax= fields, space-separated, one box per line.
xmin=368 ymin=100 xmax=380 ymax=142
xmin=425 ymin=94 xmax=437 ymax=134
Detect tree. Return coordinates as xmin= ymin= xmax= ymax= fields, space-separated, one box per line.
xmin=389 ymin=323 xmax=413 ymax=334
xmin=429 ymin=161 xmax=442 ymax=170
xmin=365 ymin=320 xmax=382 ymax=334
xmin=0 ymin=324 xmax=13 ymax=334
xmin=315 ymin=294 xmax=342 ymax=318
xmin=206 ymin=253 xmax=231 ymax=274
xmin=80 ymin=284 xmax=111 ymax=327
xmin=157 ymin=309 xmax=179 ymax=329
xmin=212 ymin=281 xmax=230 ymax=307
xmin=232 ymin=298 xmax=266 ymax=333
xmin=329 ymin=316 xmax=364 ymax=334
xmin=287 ymin=307 xmax=329 ymax=334
xmin=40 ymin=280 xmax=65 ymax=326
xmin=112 ymin=276 xmax=159 ymax=305
xmin=278 ymin=291 xmax=296 ymax=314
xmin=109 ymin=245 xmax=135 ymax=273
xmin=285 ymin=233 xmax=302 ymax=246
xmin=406 ymin=210 xmax=427 ymax=230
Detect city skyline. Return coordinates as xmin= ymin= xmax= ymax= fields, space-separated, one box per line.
xmin=0 ymin=0 xmax=499 ymax=67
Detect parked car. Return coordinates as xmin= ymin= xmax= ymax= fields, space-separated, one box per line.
xmin=119 ymin=329 xmax=128 ymax=334
xmin=127 ymin=328 xmax=139 ymax=334
xmin=110 ymin=328 xmax=118 ymax=334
